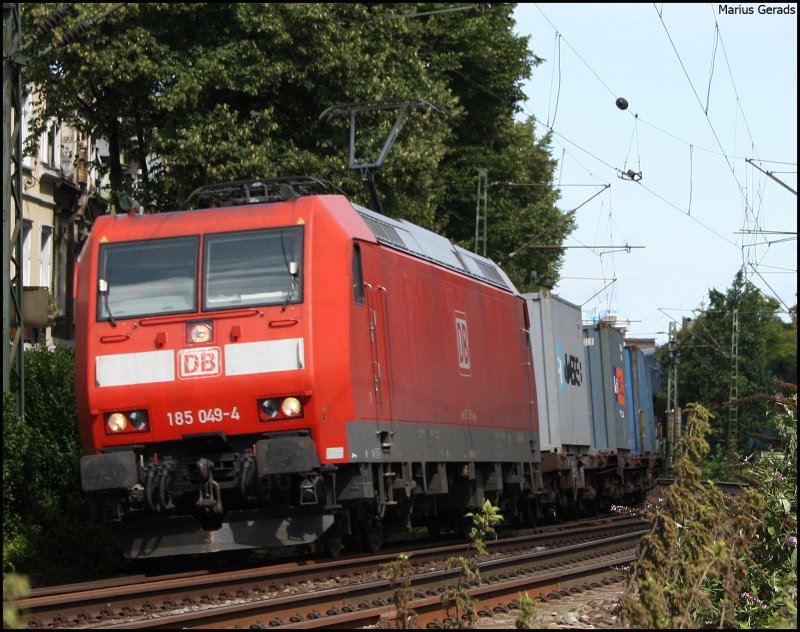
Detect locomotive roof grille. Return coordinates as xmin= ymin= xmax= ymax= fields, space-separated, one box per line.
xmin=474 ymin=260 xmax=505 ymax=285
xmin=354 ymin=207 xmax=514 ymax=293
xmin=359 ymin=215 xmax=408 ymax=249
xmin=184 ymin=176 xmax=345 ymax=210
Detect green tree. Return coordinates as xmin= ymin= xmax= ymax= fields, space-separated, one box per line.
xmin=657 ymin=270 xmax=797 ymax=457
xmin=22 ymin=3 xmax=565 ymax=290
xmin=407 ymin=4 xmax=566 ymax=290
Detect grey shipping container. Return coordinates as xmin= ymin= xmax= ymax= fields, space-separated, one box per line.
xmin=583 ymin=320 xmax=632 ymax=453
xmin=524 ymin=291 xmax=592 ymax=453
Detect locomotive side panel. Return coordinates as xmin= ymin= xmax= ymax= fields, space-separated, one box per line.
xmin=345 ymin=243 xmax=538 ymax=465
xmin=297 ymin=198 xmax=376 ymax=466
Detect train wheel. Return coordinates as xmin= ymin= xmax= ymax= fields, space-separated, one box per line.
xmin=524 ymin=498 xmax=539 ymax=527
xmin=323 ymin=526 xmax=345 ymax=558
xmin=455 ymin=515 xmax=472 ymax=540
xmin=358 ymin=513 xmax=384 ymax=553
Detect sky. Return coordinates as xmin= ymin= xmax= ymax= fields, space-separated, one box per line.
xmin=510 ymin=3 xmax=797 ymax=345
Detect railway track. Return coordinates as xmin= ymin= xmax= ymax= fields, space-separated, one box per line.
xmin=656 ymin=478 xmax=749 ymax=497
xmin=12 ymin=515 xmax=647 ymax=629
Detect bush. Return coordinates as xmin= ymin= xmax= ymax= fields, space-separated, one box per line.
xmin=620 ymin=387 xmax=797 ymax=629
xmin=3 ymin=344 xmax=126 ymax=585
xmin=441 ymin=500 xmax=503 ymax=628
xmin=733 ymin=385 xmax=797 ymax=628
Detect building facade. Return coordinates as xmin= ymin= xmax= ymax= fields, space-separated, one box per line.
xmin=19 ymin=86 xmax=106 ymax=345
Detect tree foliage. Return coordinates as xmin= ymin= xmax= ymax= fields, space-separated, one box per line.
xmin=733 ymin=385 xmax=797 ymax=628
xmin=22 ymin=2 xmax=566 ymax=291
xmin=656 ymin=270 xmax=797 ymax=456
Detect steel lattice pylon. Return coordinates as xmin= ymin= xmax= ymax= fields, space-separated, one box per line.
xmin=727 ymin=307 xmax=740 ymax=456
xmin=3 ymin=2 xmax=25 ymax=417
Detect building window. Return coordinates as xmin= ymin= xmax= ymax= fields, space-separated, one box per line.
xmin=41 ymin=120 xmax=58 ymax=166
xmin=40 ymin=225 xmax=53 ymax=290
xmin=22 ymin=220 xmax=33 ymax=285
xmin=21 ymin=90 xmax=34 ymax=170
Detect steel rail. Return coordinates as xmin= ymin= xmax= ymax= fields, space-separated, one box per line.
xmin=14 ymin=516 xmax=646 ymax=628
xmin=97 ymin=530 xmax=645 ymax=628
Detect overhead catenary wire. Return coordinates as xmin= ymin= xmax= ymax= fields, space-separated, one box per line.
xmin=419 ymin=4 xmax=794 ymax=330
xmin=529 ymin=5 xmax=791 ymax=268
xmin=523 ymin=6 xmax=752 ymax=253
xmin=654 ymin=3 xmax=792 ymax=308
xmin=654 ymin=3 xmax=756 ymax=224
xmin=384 ymin=4 xmax=481 ymax=19
xmin=530 ymin=4 xmax=790 ymax=242
xmin=547 ymin=32 xmax=563 ymax=129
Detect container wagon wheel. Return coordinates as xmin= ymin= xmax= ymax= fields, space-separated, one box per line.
xmin=358 ymin=512 xmax=384 ymax=553
xmin=427 ymin=518 xmax=443 ymax=537
xmin=524 ymin=497 xmax=539 ymax=528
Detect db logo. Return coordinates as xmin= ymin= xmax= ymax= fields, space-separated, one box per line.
xmin=178 ymin=347 xmax=221 ymax=379
xmin=455 ymin=311 xmax=471 ymax=376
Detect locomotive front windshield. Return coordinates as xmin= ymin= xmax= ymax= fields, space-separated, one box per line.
xmin=203 ymin=227 xmax=303 ymax=310
xmin=97 ymin=237 xmax=199 ymax=321
xmin=96 ymin=227 xmax=303 ymax=322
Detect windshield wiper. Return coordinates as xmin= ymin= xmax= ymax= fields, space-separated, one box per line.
xmin=281 ymin=261 xmax=299 ymax=312
xmin=99 ymin=279 xmax=117 ymax=327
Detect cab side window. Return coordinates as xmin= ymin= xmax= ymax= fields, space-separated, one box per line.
xmin=352 ymin=244 xmax=365 ymax=306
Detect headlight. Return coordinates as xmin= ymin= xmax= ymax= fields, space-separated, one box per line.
xmin=281 ymin=397 xmax=302 ymax=417
xmin=258 ymin=396 xmax=304 ymax=421
xmin=107 ymin=412 xmax=128 ymax=433
xmin=260 ymin=399 xmax=281 ymax=419
xmin=187 ymin=320 xmax=213 ymax=343
xmin=104 ymin=410 xmax=150 ymax=435
xmin=128 ymin=410 xmax=149 ymax=430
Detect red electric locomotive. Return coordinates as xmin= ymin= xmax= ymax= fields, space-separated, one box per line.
xmin=75 ymin=177 xmax=542 ymax=558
